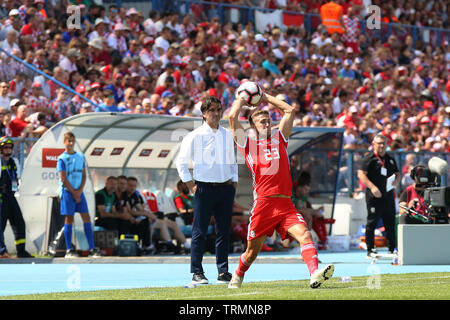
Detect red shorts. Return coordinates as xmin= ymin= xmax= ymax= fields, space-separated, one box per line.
xmin=248 ymin=197 xmax=307 ymax=241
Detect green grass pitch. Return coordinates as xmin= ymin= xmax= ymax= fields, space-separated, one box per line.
xmin=2 ymin=272 xmax=450 ymax=300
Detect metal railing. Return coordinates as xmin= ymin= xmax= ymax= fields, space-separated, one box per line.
xmin=10 ymin=137 xmax=39 ymax=177
xmin=0 ymin=47 xmax=100 ymax=110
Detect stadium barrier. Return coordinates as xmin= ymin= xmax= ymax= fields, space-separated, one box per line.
xmin=103 ymin=0 xmax=450 ymax=48
xmin=398 ymin=224 xmax=450 ymax=265
xmin=8 ymin=137 xmax=38 ymax=176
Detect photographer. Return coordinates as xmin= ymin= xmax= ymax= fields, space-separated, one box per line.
xmin=398 ymin=165 xmax=429 ymax=224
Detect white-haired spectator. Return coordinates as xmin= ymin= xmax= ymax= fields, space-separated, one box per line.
xmin=0 ymin=30 xmax=20 ymax=53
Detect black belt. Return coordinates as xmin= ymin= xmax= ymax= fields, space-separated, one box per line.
xmin=195 ymin=180 xmax=233 ymax=187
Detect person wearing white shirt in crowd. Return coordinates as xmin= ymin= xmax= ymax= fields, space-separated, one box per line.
xmin=142 ymin=10 xmax=157 ymax=35
xmin=158 ymin=43 xmax=182 ymax=69
xmin=1 ymin=30 xmax=20 ymax=53
xmin=332 ymin=90 xmax=348 ymax=115
xmin=154 ymin=26 xmax=171 ymax=53
xmin=3 ymin=9 xmax=22 ymax=36
xmin=59 ymin=48 xmax=79 ymax=73
xmin=0 ymin=82 xmax=11 ymax=110
xmin=272 ymin=40 xmax=290 ymax=60
xmin=107 ymin=23 xmax=127 ymax=53
xmin=269 ymin=28 xmax=283 ymax=48
xmin=156 ymin=63 xmax=176 ymax=88
xmin=176 ymin=14 xmax=196 ymax=39
xmin=311 ymin=28 xmax=333 ymax=48
xmin=139 ymin=36 xmax=157 ymax=67
xmin=176 ymin=95 xmax=237 ymax=286
xmin=88 ymin=18 xmax=109 ymax=43
xmin=154 ymin=12 xmax=171 ymax=34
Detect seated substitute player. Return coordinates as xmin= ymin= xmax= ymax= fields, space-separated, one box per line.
xmin=227 ymin=91 xmax=334 ymax=289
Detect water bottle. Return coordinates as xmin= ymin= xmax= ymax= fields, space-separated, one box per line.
xmin=392 ymin=249 xmax=399 ymax=266
xmin=339 ymin=276 xmax=352 ymax=283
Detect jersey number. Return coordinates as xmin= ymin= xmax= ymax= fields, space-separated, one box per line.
xmin=263 ymin=148 xmax=280 ymax=161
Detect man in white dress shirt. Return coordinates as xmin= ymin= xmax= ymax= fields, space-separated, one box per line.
xmin=176 ymin=95 xmax=238 ymax=285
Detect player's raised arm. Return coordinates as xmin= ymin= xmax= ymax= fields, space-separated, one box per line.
xmin=228 ymin=96 xmax=248 ymax=147
xmin=264 ymin=93 xmax=296 ymax=138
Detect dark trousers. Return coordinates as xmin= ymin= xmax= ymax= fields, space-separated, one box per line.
xmin=365 ymin=192 xmax=397 ymax=252
xmin=0 ymin=203 xmax=5 ymax=254
xmin=1 ymin=192 xmax=26 ymax=252
xmin=191 ymin=182 xmax=235 ymax=274
xmin=96 ymin=217 xmax=131 ymax=236
xmin=130 ymin=218 xmax=151 ymax=247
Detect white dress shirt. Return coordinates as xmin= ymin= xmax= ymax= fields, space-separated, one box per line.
xmin=176 ymin=122 xmax=238 ymax=184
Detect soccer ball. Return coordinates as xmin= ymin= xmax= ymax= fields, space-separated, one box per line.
xmin=236 ymin=81 xmax=263 ymax=105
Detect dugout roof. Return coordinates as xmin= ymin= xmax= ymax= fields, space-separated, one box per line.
xmin=56 ymin=113 xmax=345 ymax=170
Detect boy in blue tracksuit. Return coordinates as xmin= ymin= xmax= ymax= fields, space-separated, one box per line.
xmin=57 ymin=132 xmax=100 ymax=258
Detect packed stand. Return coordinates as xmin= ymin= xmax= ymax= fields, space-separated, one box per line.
xmin=0 ymin=1 xmax=447 ymax=152
xmin=261 ymin=0 xmax=449 ymax=29
xmin=0 ymin=0 xmax=447 ymax=255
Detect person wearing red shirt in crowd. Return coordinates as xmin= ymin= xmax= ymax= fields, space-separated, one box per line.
xmin=417 ymin=101 xmax=436 ymax=124
xmin=217 ymin=63 xmax=235 ymax=85
xmin=9 ymin=104 xmax=32 ymax=137
xmin=172 ymin=63 xmax=194 ymax=93
xmin=227 ymin=90 xmax=334 ymax=289
xmin=89 ymin=38 xmax=112 ymax=66
xmin=26 ymin=82 xmax=49 ymax=113
xmin=381 ymin=122 xmax=395 ymax=146
xmin=20 ymin=14 xmax=41 ymax=47
xmin=339 ymin=105 xmax=360 ymax=129
xmin=154 ymin=76 xmax=175 ymax=96
xmin=203 ymin=34 xmax=220 ymax=57
xmin=342 ymin=6 xmax=360 ymax=54
xmin=382 ymin=35 xmax=400 ymax=58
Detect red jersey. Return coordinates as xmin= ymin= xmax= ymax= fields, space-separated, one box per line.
xmin=236 ymin=130 xmax=292 ymax=199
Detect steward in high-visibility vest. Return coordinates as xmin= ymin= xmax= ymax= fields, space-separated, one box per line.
xmin=320 ymin=1 xmax=345 ymax=34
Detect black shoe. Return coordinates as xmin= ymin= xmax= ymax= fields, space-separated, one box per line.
xmin=366 ymin=248 xmax=377 ymax=259
xmin=192 ymin=273 xmax=209 ymax=285
xmin=217 ymin=272 xmax=232 ymax=284
xmin=17 ymin=250 xmax=34 ymax=258
xmin=142 ymin=245 xmax=157 ymax=256
xmin=88 ymin=248 xmax=102 ymax=258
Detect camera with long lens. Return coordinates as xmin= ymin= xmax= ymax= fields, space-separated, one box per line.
xmin=410 ymin=157 xmax=449 ymax=224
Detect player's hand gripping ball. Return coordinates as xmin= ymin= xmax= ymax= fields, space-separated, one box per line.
xmin=236 ymin=81 xmax=263 ymax=105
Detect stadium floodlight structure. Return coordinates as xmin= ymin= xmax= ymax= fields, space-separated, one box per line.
xmin=11 ymin=113 xmax=344 ymax=254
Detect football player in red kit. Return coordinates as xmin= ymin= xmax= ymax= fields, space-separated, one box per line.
xmin=227 ymin=91 xmax=334 ymax=289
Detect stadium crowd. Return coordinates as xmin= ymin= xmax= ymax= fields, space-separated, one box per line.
xmin=0 ymin=1 xmax=448 ymax=256
xmin=0 ymin=0 xmax=447 ymax=154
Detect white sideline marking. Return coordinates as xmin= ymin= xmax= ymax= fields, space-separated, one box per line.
xmin=166 ymin=291 xmax=265 ymax=300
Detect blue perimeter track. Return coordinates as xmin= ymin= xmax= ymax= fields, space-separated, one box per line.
xmin=1 ymin=249 xmax=450 ymax=297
